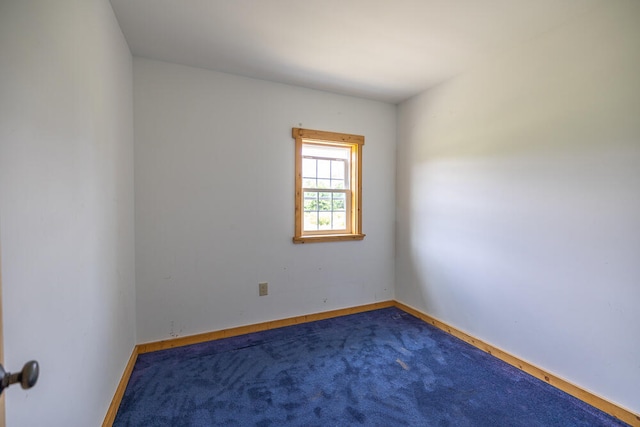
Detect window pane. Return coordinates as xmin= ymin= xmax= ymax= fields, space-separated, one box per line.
xmin=304 ymin=199 xmax=316 ymax=211
xmin=318 ymin=193 xmax=331 ymax=211
xmin=318 ymin=212 xmax=331 ymax=230
xmin=331 ymin=160 xmax=345 ymax=179
xmin=303 ymin=178 xmax=316 ymax=188
xmin=304 ymin=212 xmax=318 ymax=231
xmin=303 ymin=144 xmax=350 ymax=160
xmin=332 ymin=194 xmax=345 ymax=210
xmin=317 ymin=179 xmax=330 ymax=189
xmin=333 ymin=212 xmax=346 ymax=229
xmin=317 ymin=159 xmax=331 ymax=178
xmin=331 ymin=179 xmax=345 ymax=189
xmin=302 ymin=158 xmax=316 ymax=178
xmin=304 ymin=192 xmax=318 ymax=212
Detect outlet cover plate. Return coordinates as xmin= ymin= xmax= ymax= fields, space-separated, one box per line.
xmin=259 ymin=282 xmax=268 ymax=296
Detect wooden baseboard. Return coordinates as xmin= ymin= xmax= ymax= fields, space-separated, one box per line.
xmin=137 ymin=300 xmax=395 ymax=354
xmin=103 ymin=300 xmax=639 ymax=427
xmin=393 ymin=300 xmax=640 ymax=427
xmin=102 ymin=347 xmax=139 ymax=427
xmin=103 ymin=301 xmax=394 ymax=425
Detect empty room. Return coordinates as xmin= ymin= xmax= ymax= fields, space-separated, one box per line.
xmin=0 ymin=0 xmax=638 ymax=426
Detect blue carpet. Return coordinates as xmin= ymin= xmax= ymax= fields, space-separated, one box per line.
xmin=114 ymin=307 xmax=629 ymax=426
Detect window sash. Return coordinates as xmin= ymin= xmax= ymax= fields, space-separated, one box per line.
xmin=302 ymin=188 xmax=352 ymax=234
xmin=302 ymin=154 xmax=350 ymax=191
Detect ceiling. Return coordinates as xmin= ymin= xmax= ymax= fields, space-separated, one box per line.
xmin=110 ymin=0 xmax=601 ymax=104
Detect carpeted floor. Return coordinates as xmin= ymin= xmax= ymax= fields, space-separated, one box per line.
xmin=114 ymin=307 xmax=628 ymax=426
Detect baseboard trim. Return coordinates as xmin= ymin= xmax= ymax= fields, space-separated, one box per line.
xmin=103 ymin=301 xmax=394 ymax=425
xmin=393 ymin=300 xmax=640 ymax=427
xmin=102 ymin=346 xmax=139 ymax=427
xmin=103 ymin=300 xmax=639 ymax=426
xmin=137 ymin=300 xmax=395 ymax=354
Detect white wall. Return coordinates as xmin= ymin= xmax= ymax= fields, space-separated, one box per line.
xmin=134 ymin=58 xmax=396 ymax=343
xmin=0 ymin=1 xmax=135 ymax=425
xmin=396 ymin=0 xmax=640 ymax=413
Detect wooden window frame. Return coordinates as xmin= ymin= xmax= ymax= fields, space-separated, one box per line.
xmin=293 ymin=128 xmax=365 ymax=244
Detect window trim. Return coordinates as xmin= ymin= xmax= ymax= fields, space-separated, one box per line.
xmin=292 ymin=127 xmax=365 ymax=244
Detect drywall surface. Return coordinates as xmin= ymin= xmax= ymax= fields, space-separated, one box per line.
xmin=134 ymin=58 xmax=396 ymax=343
xmin=0 ymin=1 xmax=135 ymax=425
xmin=396 ymin=0 xmax=639 ymax=413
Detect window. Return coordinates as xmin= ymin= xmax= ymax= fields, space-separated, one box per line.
xmin=292 ymin=128 xmax=365 ymax=243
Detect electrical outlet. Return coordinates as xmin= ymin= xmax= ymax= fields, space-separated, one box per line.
xmin=259 ymin=282 xmax=268 ymax=296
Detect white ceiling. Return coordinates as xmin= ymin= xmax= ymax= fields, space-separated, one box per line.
xmin=110 ymin=0 xmax=601 ymax=104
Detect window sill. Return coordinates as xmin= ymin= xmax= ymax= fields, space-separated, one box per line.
xmin=292 ymin=234 xmax=366 ymax=244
